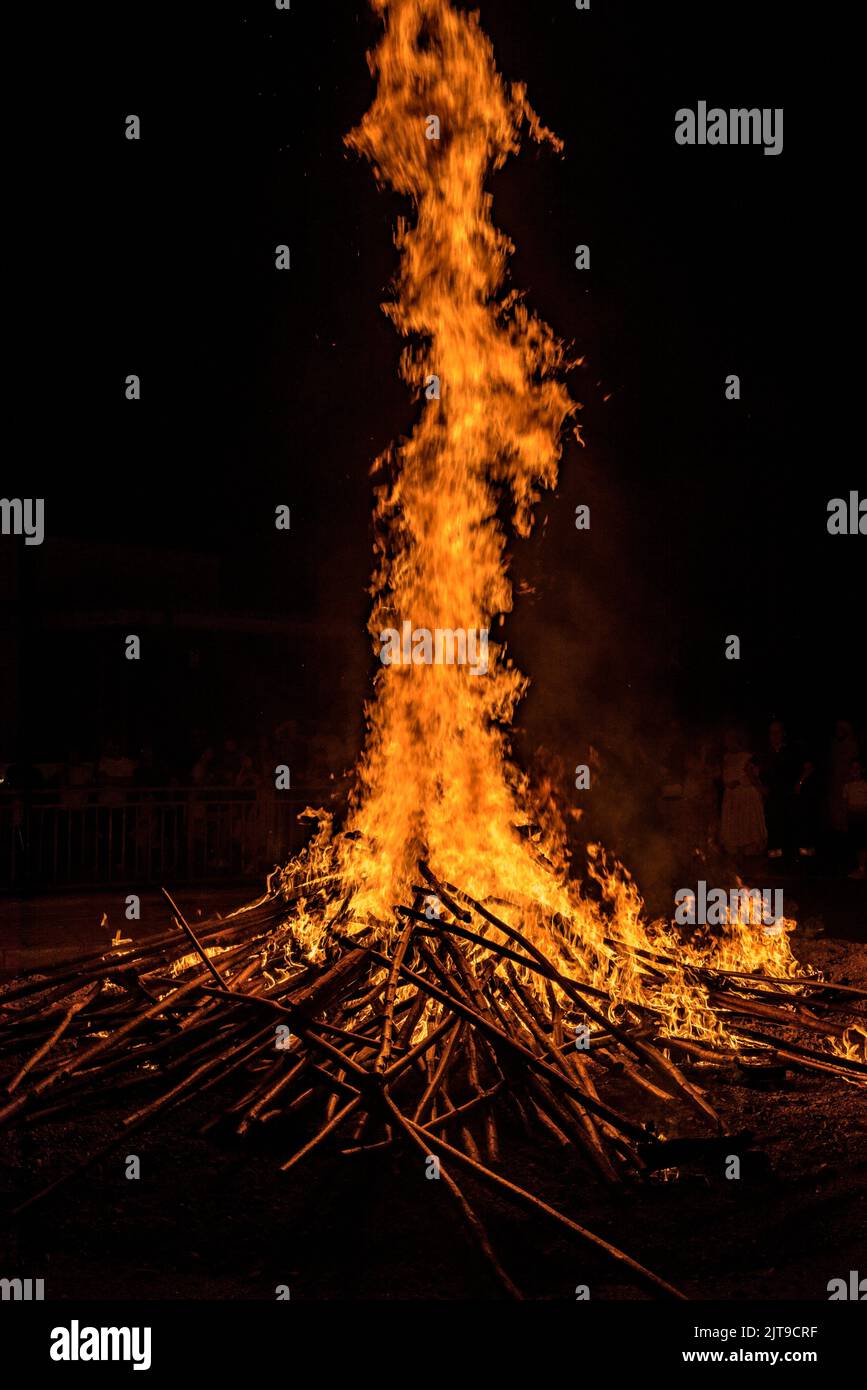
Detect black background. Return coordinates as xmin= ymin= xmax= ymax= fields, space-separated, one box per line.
xmin=7 ymin=0 xmax=862 ymax=769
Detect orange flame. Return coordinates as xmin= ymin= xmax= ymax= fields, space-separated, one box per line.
xmin=339 ymin=0 xmax=575 ymax=918
xmin=279 ymin=0 xmax=826 ymax=1053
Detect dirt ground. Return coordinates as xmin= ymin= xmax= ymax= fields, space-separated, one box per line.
xmin=1 ymin=913 xmax=865 ymax=1302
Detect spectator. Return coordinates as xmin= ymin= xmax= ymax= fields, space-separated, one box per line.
xmin=843 ymin=758 xmax=867 ymax=879
xmin=793 ymin=755 xmax=821 ymax=859
xmin=828 ymin=719 xmax=859 ymax=835
xmin=236 ymin=752 xmax=262 ymax=789
xmin=66 ymin=749 xmax=95 ymax=788
xmin=720 ymin=728 xmax=767 ymax=857
xmin=191 ymin=745 xmax=216 ymax=787
xmin=760 ymin=719 xmax=799 ymax=861
xmin=3 ymin=757 xmax=44 ymax=790
xmin=659 ymin=719 xmax=685 ymax=801
xmin=135 ymin=744 xmax=160 ymax=788
xmin=212 ymin=737 xmax=242 ymax=786
xmin=682 ymin=742 xmax=718 ymax=852
xmin=63 ymin=749 xmax=95 ymax=812
xmin=97 ymin=739 xmax=137 ymax=787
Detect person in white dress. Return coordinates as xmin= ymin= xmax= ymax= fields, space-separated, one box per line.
xmin=720 ymin=728 xmax=767 ymax=856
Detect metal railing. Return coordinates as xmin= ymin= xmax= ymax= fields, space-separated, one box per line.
xmin=0 ymin=786 xmax=333 ymax=893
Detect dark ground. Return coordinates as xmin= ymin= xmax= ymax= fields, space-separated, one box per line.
xmin=4 ymin=0 xmax=862 ymax=1306
xmin=1 ymin=885 xmax=865 ymax=1301
xmin=0 ymin=891 xmax=249 ymax=975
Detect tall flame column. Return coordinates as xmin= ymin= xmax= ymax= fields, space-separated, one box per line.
xmin=340 ymin=0 xmax=575 ymax=917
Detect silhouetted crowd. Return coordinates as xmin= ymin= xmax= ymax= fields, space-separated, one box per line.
xmin=3 ymin=718 xmax=865 ymax=880
xmin=0 ymin=723 xmax=356 ymax=801
xmin=657 ymin=718 xmax=866 ymax=879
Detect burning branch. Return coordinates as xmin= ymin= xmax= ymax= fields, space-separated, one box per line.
xmin=1 ymin=869 xmax=863 ymax=1298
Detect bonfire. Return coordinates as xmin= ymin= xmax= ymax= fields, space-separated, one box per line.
xmin=1 ymin=0 xmax=864 ymax=1300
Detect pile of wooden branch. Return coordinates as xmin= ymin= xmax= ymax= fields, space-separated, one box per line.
xmin=1 ymin=862 xmax=864 ymax=1300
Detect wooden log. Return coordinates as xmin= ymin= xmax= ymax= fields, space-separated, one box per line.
xmin=382 ymin=1090 xmax=523 ymax=1300
xmin=393 ymin=1105 xmax=688 ymax=1301
xmin=161 ymin=887 xmax=232 ymax=991
xmin=5 ymin=983 xmax=100 ymax=1094
xmin=335 ymin=933 xmax=649 ymax=1140
xmin=280 ymin=1096 xmax=363 ymax=1172
xmin=374 ymin=914 xmax=417 ymax=1073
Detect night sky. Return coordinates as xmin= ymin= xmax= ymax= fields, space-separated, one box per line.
xmin=9 ymin=0 xmax=862 ymax=767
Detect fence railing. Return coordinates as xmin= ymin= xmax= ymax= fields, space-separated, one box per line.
xmin=0 ymin=787 xmax=333 ymax=893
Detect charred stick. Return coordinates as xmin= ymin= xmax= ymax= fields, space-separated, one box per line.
xmin=6 ymin=983 xmax=101 ymax=1095
xmin=279 ymin=1097 xmax=363 ymax=1173
xmin=730 ymin=1027 xmax=867 ymax=1077
xmin=393 ymin=988 xmax=429 ymax=1051
xmin=417 ymin=862 xmax=473 ymax=923
xmin=336 ymin=934 xmax=647 ymax=1139
xmin=237 ymin=1058 xmax=310 ymax=1134
xmin=374 ymin=915 xmax=417 ymax=1073
xmin=382 ymin=1089 xmax=523 ymax=1300
xmin=412 ymin=1020 xmax=464 ymax=1123
xmin=709 ymin=992 xmax=851 ymax=1037
xmin=12 ymin=1025 xmax=269 ymax=1215
xmin=467 ymin=1030 xmax=500 ymax=1163
xmin=326 ymin=1069 xmax=347 ymax=1121
xmin=474 ymin=915 xmax=720 ymax=1133
xmin=421 ymin=1080 xmax=505 ymax=1133
xmin=395 ymin=1107 xmax=687 ymax=1301
xmin=161 ymin=887 xmax=233 ymax=991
